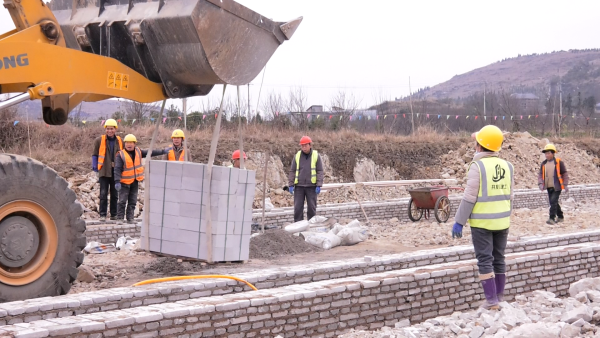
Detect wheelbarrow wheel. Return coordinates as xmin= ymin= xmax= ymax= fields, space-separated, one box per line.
xmin=408 ymin=198 xmax=423 ymax=222
xmin=434 ymin=196 xmax=451 ymax=223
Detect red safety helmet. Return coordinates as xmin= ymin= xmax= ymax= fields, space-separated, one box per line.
xmin=232 ymin=150 xmax=247 ymax=160
xmin=299 ymin=136 xmax=312 ymax=145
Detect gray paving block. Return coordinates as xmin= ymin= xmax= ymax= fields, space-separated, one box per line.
xmin=211 ymin=221 xmax=229 ymax=235
xmin=244 ymin=195 xmax=254 ymax=211
xmin=164 ymin=189 xmax=180 ymax=203
xmin=161 ymin=229 xmax=199 ymax=245
xmin=211 ymin=247 xmax=226 ymax=262
xmin=229 ymin=168 xmax=240 ymax=186
xmin=225 ymin=234 xmax=241 ymax=249
xmin=165 ymin=175 xmax=182 ymax=190
xmin=180 ymin=203 xmax=201 ymax=218
xmin=225 ymin=247 xmax=241 ymax=261
xmin=178 ymin=216 xmax=200 ymax=232
xmin=247 ymin=170 xmax=256 ymax=184
xmin=159 ymin=240 xmax=179 ymax=256
xmin=163 ymin=202 xmax=180 ymax=217
xmin=236 ymin=183 xmax=246 ymax=196
xmin=245 ymin=183 xmax=256 ymax=201
xmin=182 ymin=162 xmax=204 ymax=178
xmin=244 ymin=210 xmax=252 ymax=222
xmin=242 ymin=221 xmax=251 ymax=235
xmin=239 ymin=236 xmax=250 ymax=261
xmin=148 ymin=226 xmax=163 ymax=239
xmin=180 ymin=190 xmax=202 ymax=203
xmin=238 ymin=170 xmax=248 ymax=183
xmin=141 ymin=237 xmax=161 ymax=252
xmin=148 ymin=186 xmax=164 ymax=202
xmin=149 ymin=173 xmax=165 ymax=188
xmin=162 ymin=214 xmax=179 ymax=229
xmin=210 ymin=179 xmax=230 ymax=195
xmin=149 ymin=160 xmax=167 ymax=175
xmin=149 ymin=200 xmax=163 ymax=215
xmin=210 ymin=206 xmax=228 ymax=222
xmin=166 ymin=161 xmax=184 ymax=176
xmin=185 ymin=177 xmax=204 ymax=192
xmin=149 ymin=212 xmax=163 ymax=227
xmin=227 ymin=207 xmax=242 ymax=222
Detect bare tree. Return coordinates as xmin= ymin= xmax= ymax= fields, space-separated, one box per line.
xmin=328 ymin=90 xmax=361 ymax=128
xmin=261 ymin=91 xmax=286 ymax=120
xmin=498 ymin=89 xmax=522 ymax=131
xmin=287 ymin=87 xmax=308 ymax=128
xmin=123 ymin=100 xmax=158 ymax=121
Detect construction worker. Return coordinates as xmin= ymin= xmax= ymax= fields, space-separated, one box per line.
xmin=114 ymin=134 xmax=166 ymax=224
xmin=231 ymin=150 xmax=247 ymax=169
xmin=287 ymin=136 xmax=324 ymax=222
xmin=163 ymin=129 xmax=191 ymax=161
xmin=538 ymin=144 xmax=569 ymax=225
xmin=452 ymin=125 xmax=515 ymax=310
xmin=91 ymin=119 xmax=123 ymax=221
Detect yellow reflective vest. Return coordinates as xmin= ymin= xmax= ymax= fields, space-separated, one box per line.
xmin=294 ymin=150 xmax=319 ymax=185
xmin=469 ymin=157 xmax=514 ymax=231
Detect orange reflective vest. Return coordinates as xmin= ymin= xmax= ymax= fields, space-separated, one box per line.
xmin=118 ymin=148 xmax=144 ymax=184
xmin=98 ymin=135 xmax=123 ymax=170
xmin=167 ymin=147 xmax=185 ymax=161
xmin=542 ymin=158 xmax=565 ymax=190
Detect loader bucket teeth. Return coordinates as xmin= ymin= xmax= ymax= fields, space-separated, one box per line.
xmin=47 ymin=0 xmax=302 ymax=98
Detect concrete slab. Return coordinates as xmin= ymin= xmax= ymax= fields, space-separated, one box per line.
xmin=247 ymin=171 xmax=256 ymax=184
xmin=178 ymin=216 xmax=200 ymax=232
xmin=161 ymin=229 xmax=199 ymax=245
xmin=182 ymin=162 xmax=204 ymax=178
xmin=164 ymin=189 xmax=180 ymax=203
xmin=180 ymin=190 xmax=202 ymax=203
xmin=148 ymin=200 xmax=164 ymax=215
xmin=149 ymin=173 xmax=165 ymax=188
xmin=165 ymin=175 xmax=182 ymax=190
xmin=162 ymin=202 xmax=180 ymax=217
xmin=166 ymin=161 xmax=184 ymax=176
xmin=149 ymin=160 xmax=167 ymax=175
xmin=179 ymin=203 xmax=201 ymax=219
xmin=238 ymin=170 xmax=248 ymax=183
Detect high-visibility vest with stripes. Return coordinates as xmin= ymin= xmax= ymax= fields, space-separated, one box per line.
xmin=167 ymin=147 xmax=185 ymax=161
xmin=469 ymin=157 xmax=514 ymax=231
xmin=294 ymin=150 xmax=319 ymax=185
xmin=118 ymin=148 xmax=144 ymax=184
xmin=98 ymin=135 xmax=123 ymax=170
xmin=541 ymin=158 xmax=565 ymax=190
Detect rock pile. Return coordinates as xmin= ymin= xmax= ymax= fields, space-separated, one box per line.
xmin=441 ymin=132 xmax=600 ymax=189
xmin=66 ymin=172 xmax=145 ymax=220
xmin=341 ymin=277 xmax=600 ymax=338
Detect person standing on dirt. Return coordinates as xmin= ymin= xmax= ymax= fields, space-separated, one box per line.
xmin=538 ymin=144 xmax=569 ymax=225
xmin=114 ymin=134 xmax=167 ymax=224
xmin=92 ymin=119 xmax=123 ymax=221
xmin=288 ymin=136 xmax=324 ymax=222
xmin=452 ymin=125 xmax=515 ymax=310
xmin=163 ymin=129 xmax=191 ymax=161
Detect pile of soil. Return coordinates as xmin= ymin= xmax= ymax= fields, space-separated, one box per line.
xmin=249 ymin=229 xmax=322 ymax=260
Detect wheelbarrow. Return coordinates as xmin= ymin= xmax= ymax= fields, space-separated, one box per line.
xmin=407 ymin=186 xmax=462 ymax=223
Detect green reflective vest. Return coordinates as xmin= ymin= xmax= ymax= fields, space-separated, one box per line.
xmin=469 ymin=157 xmax=514 ymax=231
xmin=294 ymin=150 xmax=319 ymax=185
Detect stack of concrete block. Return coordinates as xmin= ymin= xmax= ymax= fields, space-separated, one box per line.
xmin=141 ymin=161 xmax=256 ymax=261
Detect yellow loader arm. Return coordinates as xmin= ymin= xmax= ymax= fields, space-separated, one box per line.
xmin=0 ymin=0 xmax=302 ymax=125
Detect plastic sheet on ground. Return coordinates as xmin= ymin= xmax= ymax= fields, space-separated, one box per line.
xmin=116 ymin=236 xmax=138 ymax=251
xmin=84 ymin=241 xmax=116 ymax=254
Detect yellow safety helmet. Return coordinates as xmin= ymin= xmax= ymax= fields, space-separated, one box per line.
xmin=123 ymin=134 xmax=137 ymax=143
xmin=475 ymin=125 xmax=503 ymax=152
xmin=542 ymin=144 xmax=557 ymax=153
xmin=104 ymin=118 xmax=118 ymax=129
xmin=171 ymin=129 xmax=185 ymax=139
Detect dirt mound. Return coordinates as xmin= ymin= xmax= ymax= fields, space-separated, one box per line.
xmin=249 ymin=229 xmax=322 ymax=260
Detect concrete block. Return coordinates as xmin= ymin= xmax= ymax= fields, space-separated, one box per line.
xmin=235 ymin=196 xmax=245 ymax=210
xmin=229 ymin=168 xmax=240 ymax=187
xmin=162 ymin=214 xmax=179 ymax=229
xmin=165 ymin=175 xmax=182 ymax=190
xmin=142 ymin=238 xmax=161 ymax=252
xmin=239 ymin=170 xmax=248 ymax=183
xmin=225 ymin=247 xmax=241 ymax=261
xmin=149 ymin=200 xmax=164 ymax=215
xmin=244 ymin=196 xmax=253 ymax=211
xmin=161 ymin=229 xmax=199 ymax=245
xmin=237 ymin=184 xmax=247 ymax=197
xmin=225 ymin=234 xmax=241 ymax=248
xmin=180 ymin=203 xmax=201 ymax=218
xmin=210 ymin=206 xmax=229 ymax=222
xmin=212 ymin=247 xmax=226 ymax=262
xmin=149 ymin=173 xmax=166 ymax=188
xmin=148 ymin=226 xmax=163 ymax=239
xmin=228 ymin=208 xmax=242 ymax=222
xmin=183 ymin=162 xmax=204 ymax=178
xmin=164 ymin=189 xmax=180 ymax=203
xmin=180 ymin=190 xmax=202 ymax=203
xmin=166 ymin=161 xmax=184 ymax=176
xmin=211 ymin=179 xmax=230 ymax=195
xmin=159 ymin=240 xmax=178 ymax=256
xmin=149 ymin=212 xmax=163 ymax=227
xmin=240 ymin=236 xmax=250 ymax=261
xmin=162 ymin=202 xmax=180 ymax=217
xmin=245 ymin=184 xmax=256 ymax=202
xmin=149 ymin=160 xmax=167 ymax=175
xmin=247 ymin=171 xmax=256 ymax=184
xmin=149 ymin=187 xmax=164 ymax=202
xmin=242 ymin=221 xmax=251 ymax=235
xmin=161 ymin=240 xmax=199 ymax=258
xmin=178 ymin=217 xmax=201 ymax=232
xmin=211 ymin=221 xmax=229 ymax=235
xmin=185 ymin=177 xmax=204 ymax=192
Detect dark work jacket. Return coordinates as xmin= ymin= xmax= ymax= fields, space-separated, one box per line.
xmin=287 ymin=149 xmax=324 ymax=187
xmin=538 ymin=158 xmax=569 ymax=191
xmin=92 ymin=135 xmax=122 ymax=177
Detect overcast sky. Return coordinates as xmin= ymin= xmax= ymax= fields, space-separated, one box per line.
xmin=2 ymin=0 xmax=600 ymax=114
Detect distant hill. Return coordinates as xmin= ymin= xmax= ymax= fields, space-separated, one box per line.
xmin=15 ymin=100 xmax=121 ymax=121
xmin=420 ymin=49 xmax=600 ymax=101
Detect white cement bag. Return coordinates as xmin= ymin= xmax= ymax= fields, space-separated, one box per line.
xmin=329 ymin=223 xmax=343 ymax=235
xmin=346 ymin=219 xmax=361 ymax=228
xmin=305 ymin=232 xmax=342 ymax=250
xmin=309 ymin=215 xmax=328 ymax=224
xmin=116 ymin=236 xmax=138 ymax=251
xmin=284 ymin=220 xmax=310 ymax=233
xmin=263 ymin=198 xmax=274 ymax=212
xmin=337 ymin=227 xmax=368 ymax=246
xmin=310 ymin=226 xmax=331 ymax=233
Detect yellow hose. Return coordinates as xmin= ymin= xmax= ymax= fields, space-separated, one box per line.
xmin=131 ymin=275 xmax=258 ymax=291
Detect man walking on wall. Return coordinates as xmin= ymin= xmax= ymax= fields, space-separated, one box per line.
xmin=452 ymin=125 xmax=515 ymax=310
xmin=288 ymin=136 xmax=324 ymax=222
xmin=92 ymin=119 xmax=123 ymax=221
xmin=538 ymin=144 xmax=569 ymax=225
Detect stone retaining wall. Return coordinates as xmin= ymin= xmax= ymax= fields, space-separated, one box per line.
xmin=2 ymin=230 xmax=599 ymax=327
xmin=2 ymin=242 xmax=599 ymax=338
xmin=85 ymin=224 xmax=141 ymax=246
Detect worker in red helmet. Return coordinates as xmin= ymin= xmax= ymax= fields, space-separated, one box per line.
xmin=287 ymin=136 xmax=324 ymax=222
xmin=231 ymin=150 xmax=247 ymax=169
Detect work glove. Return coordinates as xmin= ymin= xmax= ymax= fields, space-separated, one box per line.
xmin=289 ymin=186 xmax=294 ymax=195
xmin=115 ymin=182 xmax=121 ymax=192
xmin=316 ymin=187 xmax=321 ymax=194
xmin=452 ymin=222 xmax=463 ymax=239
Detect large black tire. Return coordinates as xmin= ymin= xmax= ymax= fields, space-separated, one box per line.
xmin=0 ymin=154 xmax=86 ymax=302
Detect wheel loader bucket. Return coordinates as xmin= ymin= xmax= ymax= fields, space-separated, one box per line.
xmin=48 ymin=0 xmax=302 ymax=98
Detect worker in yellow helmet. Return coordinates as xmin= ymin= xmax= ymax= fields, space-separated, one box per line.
xmin=114 ymin=134 xmax=167 ymax=224
xmin=453 ymin=125 xmax=515 ymax=310
xmin=163 ymin=129 xmax=191 ymax=161
xmin=92 ymin=118 xmax=123 ymax=221
xmin=538 ymin=144 xmax=569 ymax=225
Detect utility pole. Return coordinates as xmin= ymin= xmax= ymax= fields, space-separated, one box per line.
xmin=558 ymin=80 xmax=562 ymax=137
xmin=408 ymin=76 xmax=415 ymax=135
xmin=182 ymin=98 xmax=189 ymax=161
xmin=247 ymin=84 xmax=251 ymax=124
